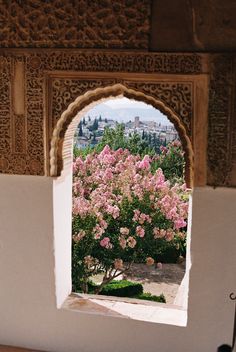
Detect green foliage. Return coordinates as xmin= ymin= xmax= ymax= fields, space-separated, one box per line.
xmin=88 ymin=118 xmax=99 ymax=131
xmin=72 ymin=124 xmax=187 ymax=294
xmin=152 ymin=141 xmax=185 ymax=184
xmin=135 ymin=292 xmax=166 ymax=303
xmin=78 ymin=122 xmax=83 ymax=136
xmin=73 ymin=124 xmax=185 ymax=184
xmin=126 ymin=234 xmax=186 ymax=264
xmin=99 ymin=280 xmax=143 ymax=297
xmin=74 ymin=124 xmax=156 ymax=159
xmin=75 ymin=280 xmax=166 ymax=303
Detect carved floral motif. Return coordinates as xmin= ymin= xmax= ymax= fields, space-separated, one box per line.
xmin=0 ymin=0 xmax=150 ymax=49
xmin=28 ymin=51 xmax=202 ymax=74
xmin=0 ymin=56 xmax=11 ymax=153
xmin=51 ymin=78 xmax=193 ymax=138
xmin=208 ymin=55 xmax=234 ymax=186
xmin=0 ymin=50 xmax=204 ymax=178
xmin=125 ymin=81 xmax=192 ymax=136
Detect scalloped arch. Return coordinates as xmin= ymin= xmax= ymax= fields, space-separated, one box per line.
xmin=50 ymin=83 xmax=193 ymax=187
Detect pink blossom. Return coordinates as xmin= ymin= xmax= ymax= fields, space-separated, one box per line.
xmin=100 ymin=145 xmax=110 ymax=155
xmin=77 ymin=230 xmax=86 ymax=241
xmin=138 ymin=213 xmax=152 ymax=224
xmin=137 ymin=155 xmax=151 ymax=170
xmin=106 ymin=204 xmax=120 ymax=219
xmin=119 ymin=236 xmax=127 ymax=249
xmin=139 ymin=213 xmax=146 ymax=224
xmin=177 ymin=232 xmax=186 ymax=240
xmin=132 ymin=209 xmax=140 ymax=222
xmin=174 ymin=219 xmax=187 ymax=229
xmin=160 ymin=146 xmax=167 ymax=154
xmin=100 ymin=237 xmax=112 ymax=249
xmin=136 ymin=226 xmax=145 ymax=238
xmin=73 ymin=197 xmax=90 ymax=217
xmin=120 ymin=227 xmax=129 ymax=235
xmin=93 ymin=225 xmax=105 ymax=239
xmin=84 ymin=255 xmax=94 ymax=266
xmin=153 ymin=228 xmax=166 ymax=239
xmin=99 ymin=219 xmax=108 ymax=229
xmin=102 ymin=154 xmax=116 ymax=165
xmin=134 ymin=173 xmax=142 ymax=183
xmin=171 ymin=140 xmax=181 ymax=147
xmin=103 ymin=168 xmax=113 ymax=181
xmin=157 ymin=262 xmax=163 ymax=269
xmin=127 ymin=236 xmax=137 ymax=248
xmin=165 ymin=229 xmax=174 ymax=242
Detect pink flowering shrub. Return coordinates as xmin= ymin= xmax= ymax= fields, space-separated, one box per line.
xmin=72 ymin=145 xmax=189 ymax=293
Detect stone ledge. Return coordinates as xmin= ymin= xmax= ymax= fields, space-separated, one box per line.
xmin=62 ymin=293 xmax=187 ymax=326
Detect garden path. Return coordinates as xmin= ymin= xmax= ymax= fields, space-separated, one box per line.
xmin=92 ymin=262 xmax=186 ymax=304
xmin=125 ymin=262 xmax=185 ymax=304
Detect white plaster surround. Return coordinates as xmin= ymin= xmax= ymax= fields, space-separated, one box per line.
xmin=0 ymin=173 xmax=235 ymax=351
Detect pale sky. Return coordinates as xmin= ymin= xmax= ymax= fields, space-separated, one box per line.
xmin=87 ymin=97 xmax=172 ymax=125
xmin=103 ymin=97 xmax=153 ymax=110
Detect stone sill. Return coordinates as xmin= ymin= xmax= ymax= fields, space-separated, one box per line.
xmin=62 ymin=293 xmax=187 ymax=326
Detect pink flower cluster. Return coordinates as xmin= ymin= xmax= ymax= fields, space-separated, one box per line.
xmin=100 ymin=237 xmax=113 ymax=249
xmin=73 ymin=145 xmax=189 ymax=252
xmin=153 ymin=227 xmax=177 ymax=241
xmin=132 ymin=210 xmax=152 ymax=224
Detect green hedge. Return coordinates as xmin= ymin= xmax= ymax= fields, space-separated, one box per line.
xmin=76 ymin=280 xmax=166 ymax=303
xmin=135 ymin=292 xmax=166 ymax=303
xmin=100 ymin=280 xmax=143 ymax=297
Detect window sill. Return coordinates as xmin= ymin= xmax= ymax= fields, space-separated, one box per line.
xmin=61 ymin=293 xmax=187 ymax=326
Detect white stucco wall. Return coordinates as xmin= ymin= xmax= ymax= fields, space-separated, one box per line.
xmin=0 ymin=174 xmax=235 ymax=352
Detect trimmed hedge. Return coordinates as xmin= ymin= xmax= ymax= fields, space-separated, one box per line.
xmin=100 ymin=280 xmax=143 ymax=297
xmin=135 ymin=292 xmax=166 ymax=303
xmin=78 ymin=280 xmax=166 ymax=303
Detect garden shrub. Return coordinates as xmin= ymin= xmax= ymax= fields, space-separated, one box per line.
xmin=99 ymin=280 xmax=143 ymax=297
xmin=72 ymin=144 xmax=189 ymax=293
xmin=135 ymin=292 xmax=166 ymax=303
xmin=74 ymin=280 xmax=166 ymax=304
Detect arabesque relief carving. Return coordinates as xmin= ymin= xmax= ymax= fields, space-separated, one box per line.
xmin=27 ymin=51 xmax=203 ymax=73
xmin=50 ymin=78 xmax=193 ymax=141
xmin=0 ymin=0 xmax=150 ymax=49
xmin=50 ymin=82 xmax=194 ymax=186
xmin=2 ymin=49 xmax=236 ymax=187
xmin=0 ymin=56 xmax=11 ymax=153
xmin=0 ymin=50 xmax=203 ymax=177
xmin=208 ymin=55 xmax=235 ymax=186
xmin=125 ymin=81 xmax=192 ymax=136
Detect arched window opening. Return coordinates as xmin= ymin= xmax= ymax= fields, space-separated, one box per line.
xmin=51 ymin=84 xmax=195 ymax=325
xmin=71 ymin=96 xmax=191 ymax=316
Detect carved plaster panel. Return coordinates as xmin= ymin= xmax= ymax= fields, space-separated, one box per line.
xmin=0 ymin=56 xmax=11 ymax=153
xmin=50 ymin=78 xmax=192 ymax=135
xmin=49 ymin=79 xmax=194 ymax=186
xmin=125 ymin=81 xmax=192 ymax=137
xmin=26 ymin=51 xmax=203 ymax=73
xmin=207 ymin=55 xmax=235 ymax=187
xmin=0 ymin=0 xmax=150 ymax=49
xmin=0 ymin=50 xmax=206 ymax=183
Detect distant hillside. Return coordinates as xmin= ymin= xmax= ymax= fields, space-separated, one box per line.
xmin=84 ymin=103 xmax=172 ymax=125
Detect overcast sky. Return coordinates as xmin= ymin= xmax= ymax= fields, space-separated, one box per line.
xmin=85 ymin=97 xmax=172 ymax=125
xmin=104 ymin=97 xmax=153 ymax=110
